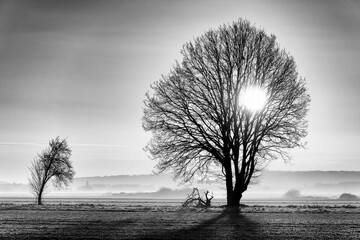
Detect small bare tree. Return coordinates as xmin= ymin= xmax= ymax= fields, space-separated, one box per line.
xmin=182 ymin=188 xmax=214 ymax=208
xmin=29 ymin=137 xmax=75 ymax=205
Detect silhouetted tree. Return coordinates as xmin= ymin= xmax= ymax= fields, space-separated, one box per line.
xmin=182 ymin=188 xmax=214 ymax=208
xmin=143 ymin=19 xmax=310 ymax=207
xmin=29 ymin=137 xmax=75 ymax=205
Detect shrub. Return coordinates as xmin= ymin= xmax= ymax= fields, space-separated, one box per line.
xmin=283 ymin=189 xmax=301 ymax=199
xmin=339 ymin=193 xmax=359 ymax=200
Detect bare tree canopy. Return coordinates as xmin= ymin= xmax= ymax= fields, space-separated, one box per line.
xmin=29 ymin=137 xmax=75 ymax=205
xmin=143 ymin=19 xmax=310 ymax=207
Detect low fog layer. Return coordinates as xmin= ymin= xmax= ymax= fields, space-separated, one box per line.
xmin=1 ymin=171 xmax=359 ymax=199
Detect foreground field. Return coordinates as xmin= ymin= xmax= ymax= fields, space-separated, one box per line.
xmin=0 ymin=204 xmax=359 ymax=239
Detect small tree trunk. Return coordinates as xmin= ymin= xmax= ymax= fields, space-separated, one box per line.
xmin=37 ymin=184 xmax=45 ymax=205
xmin=204 ymin=191 xmax=213 ymax=207
xmin=37 ymin=194 xmax=42 ymax=205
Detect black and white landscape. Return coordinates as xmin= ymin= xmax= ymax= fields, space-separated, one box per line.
xmin=0 ymin=0 xmax=359 ymax=239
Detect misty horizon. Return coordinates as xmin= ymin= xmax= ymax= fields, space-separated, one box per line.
xmin=1 ymin=170 xmax=359 ymax=200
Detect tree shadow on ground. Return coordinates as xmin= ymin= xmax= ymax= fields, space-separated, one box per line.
xmin=144 ymin=210 xmax=261 ymax=240
xmin=4 ymin=209 xmax=261 ymax=240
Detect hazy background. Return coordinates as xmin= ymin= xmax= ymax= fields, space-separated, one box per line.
xmin=1 ymin=171 xmax=359 ymax=200
xmin=0 ymin=0 xmax=360 ymax=183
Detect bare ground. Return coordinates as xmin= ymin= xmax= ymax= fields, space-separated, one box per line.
xmin=0 ymin=204 xmax=359 ymax=239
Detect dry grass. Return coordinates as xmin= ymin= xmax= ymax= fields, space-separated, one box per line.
xmin=0 ymin=204 xmax=359 ymax=239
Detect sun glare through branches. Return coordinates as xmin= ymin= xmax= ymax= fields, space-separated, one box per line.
xmin=239 ymin=86 xmax=268 ymax=112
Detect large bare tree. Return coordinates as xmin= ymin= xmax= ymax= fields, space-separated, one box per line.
xmin=29 ymin=137 xmax=75 ymax=205
xmin=143 ymin=19 xmax=310 ymax=207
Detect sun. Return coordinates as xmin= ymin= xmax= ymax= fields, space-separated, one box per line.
xmin=239 ymin=86 xmax=268 ymax=112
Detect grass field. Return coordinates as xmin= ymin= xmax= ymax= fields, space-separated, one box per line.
xmin=1 ymin=203 xmax=359 ymax=239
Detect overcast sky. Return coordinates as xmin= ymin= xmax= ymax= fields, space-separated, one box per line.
xmin=0 ymin=0 xmax=359 ymax=183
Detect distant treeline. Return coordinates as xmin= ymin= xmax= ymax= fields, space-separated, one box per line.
xmin=1 ymin=171 xmax=359 ymax=197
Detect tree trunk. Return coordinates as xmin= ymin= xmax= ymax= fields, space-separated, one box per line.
xmin=226 ymin=187 xmax=235 ymax=206
xmin=225 ymin=164 xmax=235 ymax=207
xmin=226 ymin=191 xmax=242 ymax=207
xmin=224 ymin=161 xmax=243 ymax=208
xmin=226 ymin=177 xmax=244 ymax=209
xmin=37 ymin=193 xmax=42 ymax=205
xmin=37 ymin=184 xmax=45 ymax=205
